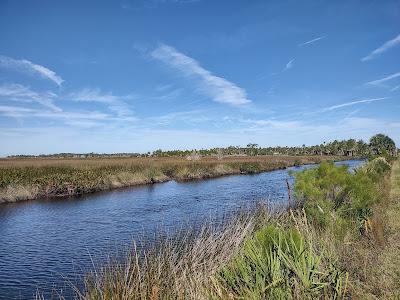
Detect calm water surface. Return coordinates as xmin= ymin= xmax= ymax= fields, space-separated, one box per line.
xmin=0 ymin=159 xmax=363 ymax=299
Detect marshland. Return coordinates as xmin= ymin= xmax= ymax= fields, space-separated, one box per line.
xmin=0 ymin=155 xmax=343 ymax=203
xmin=1 ymin=134 xmax=399 ymax=299
xmin=0 ymin=138 xmax=376 ymax=203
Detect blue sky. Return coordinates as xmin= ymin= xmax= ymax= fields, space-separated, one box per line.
xmin=0 ymin=0 xmax=399 ymax=156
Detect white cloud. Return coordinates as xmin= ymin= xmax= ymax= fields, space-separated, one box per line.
xmin=361 ymin=34 xmax=400 ymax=62
xmin=0 ymin=105 xmax=109 ymax=121
xmin=0 ymin=83 xmax=61 ymax=111
xmin=146 ymin=110 xmax=210 ymax=126
xmin=151 ymin=44 xmax=251 ymax=106
xmin=391 ymin=84 xmax=400 ymax=92
xmin=69 ymin=88 xmax=135 ymax=118
xmin=0 ymin=104 xmax=119 ymax=129
xmin=0 ymin=105 xmax=35 ymax=114
xmin=283 ymin=58 xmax=295 ymax=71
xmin=365 ymin=72 xmax=400 ymax=87
xmin=323 ymin=97 xmax=389 ymax=111
xmin=241 ymin=118 xmax=302 ymax=131
xmin=298 ymin=35 xmax=326 ymax=47
xmin=0 ymin=55 xmax=64 ymax=86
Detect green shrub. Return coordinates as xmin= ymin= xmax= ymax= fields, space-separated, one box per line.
xmin=294 ymin=159 xmax=302 ymax=167
xmin=358 ymin=157 xmax=391 ymax=179
xmin=239 ymin=163 xmax=260 ymax=173
xmin=213 ymin=224 xmax=347 ymax=299
xmin=293 ymin=160 xmax=387 ymax=229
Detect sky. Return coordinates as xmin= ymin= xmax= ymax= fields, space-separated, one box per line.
xmin=0 ymin=0 xmax=399 ymax=156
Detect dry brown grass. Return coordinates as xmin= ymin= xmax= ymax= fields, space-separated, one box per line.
xmin=338 ymin=159 xmax=400 ymax=299
xmin=0 ymin=155 xmax=343 ymax=203
xmin=77 ymin=205 xmax=274 ymax=300
xmin=0 ymin=155 xmax=333 ymax=169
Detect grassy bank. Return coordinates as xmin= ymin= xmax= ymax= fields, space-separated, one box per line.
xmin=59 ymin=156 xmax=398 ymax=300
xmin=0 ymin=155 xmax=347 ymax=203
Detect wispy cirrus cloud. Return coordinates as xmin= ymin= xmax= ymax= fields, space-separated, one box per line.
xmin=0 ymin=83 xmax=61 ymax=111
xmin=151 ymin=44 xmax=251 ymax=106
xmin=0 ymin=55 xmax=64 ymax=86
xmin=298 ymin=35 xmax=326 ymax=47
xmin=323 ymin=97 xmax=389 ymax=111
xmin=391 ymin=84 xmax=400 ymax=92
xmin=240 ymin=118 xmax=302 ymax=131
xmin=283 ymin=58 xmax=295 ymax=71
xmin=146 ymin=110 xmax=210 ymax=126
xmin=69 ymin=88 xmax=135 ymax=119
xmin=361 ymin=34 xmax=400 ymax=62
xmin=365 ymin=72 xmax=400 ymax=87
xmin=0 ymin=104 xmax=113 ymax=128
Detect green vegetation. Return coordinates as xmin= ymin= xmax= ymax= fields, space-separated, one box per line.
xmin=212 ymin=224 xmax=347 ymax=299
xmin=293 ymin=160 xmax=382 ymax=229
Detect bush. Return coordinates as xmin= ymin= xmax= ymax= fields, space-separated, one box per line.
xmin=358 ymin=157 xmax=391 ymax=178
xmin=294 ymin=159 xmax=302 ymax=167
xmin=212 ymin=224 xmax=347 ymax=299
xmin=293 ymin=160 xmax=387 ymax=229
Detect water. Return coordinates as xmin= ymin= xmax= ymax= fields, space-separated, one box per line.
xmin=0 ymin=159 xmax=363 ymax=299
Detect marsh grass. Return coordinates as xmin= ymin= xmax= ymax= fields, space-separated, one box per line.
xmin=0 ymin=155 xmax=338 ymax=203
xmin=72 ymin=207 xmax=352 ymax=300
xmin=76 ymin=204 xmax=274 ymax=300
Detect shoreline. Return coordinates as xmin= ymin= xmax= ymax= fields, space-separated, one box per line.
xmin=0 ymin=155 xmax=356 ymax=204
xmin=76 ymin=157 xmax=396 ymax=299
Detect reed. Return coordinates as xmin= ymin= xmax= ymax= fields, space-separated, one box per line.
xmin=0 ymin=155 xmax=343 ymax=203
xmin=77 ymin=204 xmax=273 ymax=300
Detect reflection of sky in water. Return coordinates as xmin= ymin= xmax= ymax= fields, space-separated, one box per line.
xmin=0 ymin=159 xmax=364 ymax=299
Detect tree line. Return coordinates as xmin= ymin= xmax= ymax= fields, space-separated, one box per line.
xmin=152 ymin=134 xmax=397 ymax=158
xmin=7 ymin=134 xmax=397 ymax=159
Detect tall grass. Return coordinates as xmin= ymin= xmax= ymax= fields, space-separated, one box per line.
xmin=76 ymin=205 xmax=273 ymax=300
xmin=0 ymin=155 xmax=340 ymax=203
xmin=67 ymin=207 xmax=351 ymax=300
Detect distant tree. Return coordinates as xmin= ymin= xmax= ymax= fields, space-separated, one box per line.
xmin=152 ymin=149 xmax=163 ymax=156
xmin=246 ymin=143 xmax=259 ymax=156
xmin=369 ymin=134 xmax=396 ymax=156
xmin=246 ymin=143 xmax=259 ymax=148
xmin=216 ymin=148 xmax=224 ymax=160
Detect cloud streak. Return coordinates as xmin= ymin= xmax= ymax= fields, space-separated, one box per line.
xmin=365 ymin=72 xmax=400 ymax=87
xmin=0 ymin=104 xmax=114 ymax=129
xmin=151 ymin=44 xmax=251 ymax=106
xmin=323 ymin=97 xmax=389 ymax=111
xmin=0 ymin=55 xmax=64 ymax=86
xmin=0 ymin=83 xmax=61 ymax=111
xmin=240 ymin=118 xmax=302 ymax=131
xmin=298 ymin=35 xmax=326 ymax=47
xmin=283 ymin=58 xmax=295 ymax=71
xmin=69 ymin=88 xmax=135 ymax=119
xmin=361 ymin=34 xmax=400 ymax=62
xmin=391 ymin=84 xmax=400 ymax=92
